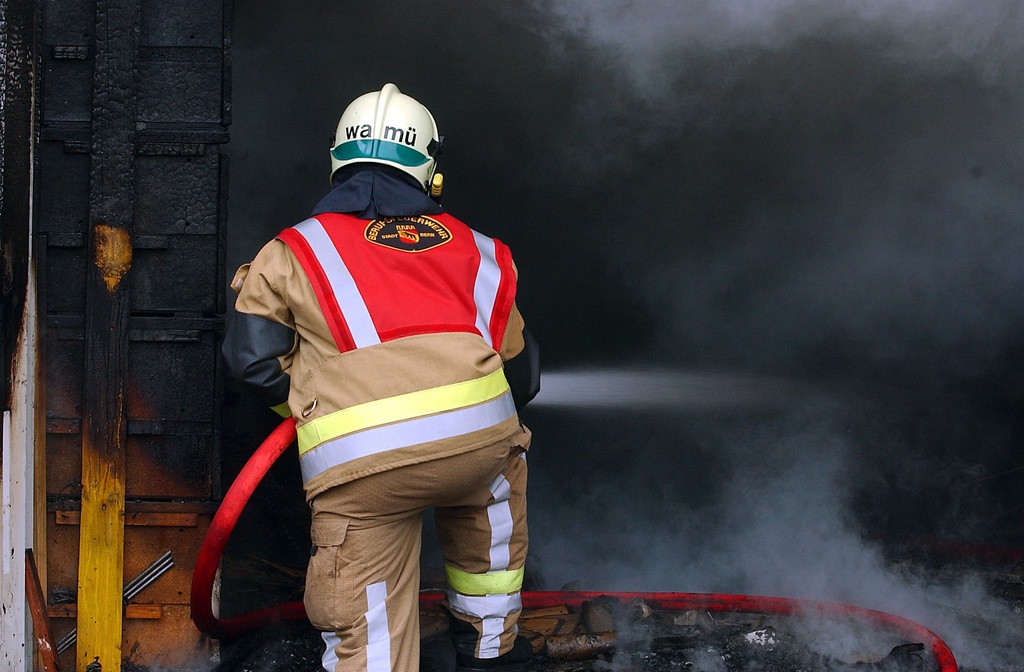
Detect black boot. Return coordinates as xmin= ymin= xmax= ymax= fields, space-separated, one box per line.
xmin=454 ymin=636 xmax=534 ymax=672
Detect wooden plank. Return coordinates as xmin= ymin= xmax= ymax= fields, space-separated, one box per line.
xmin=48 ymin=604 xmax=162 ymax=620
xmin=57 ymin=511 xmax=199 ymax=527
xmin=77 ymin=0 xmax=140 ymax=669
xmin=124 ymin=511 xmax=199 ymax=527
xmin=77 ymin=426 xmax=128 ymax=672
xmin=25 ymin=550 xmax=62 ymax=672
xmin=49 ymin=500 xmax=220 ymax=515
xmin=522 ymin=605 xmax=571 ymax=619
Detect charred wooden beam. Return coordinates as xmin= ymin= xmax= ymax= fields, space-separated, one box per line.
xmin=544 ymin=631 xmax=617 ymax=661
xmin=0 ymin=0 xmax=35 ymax=413
xmin=77 ymin=0 xmax=140 ymax=669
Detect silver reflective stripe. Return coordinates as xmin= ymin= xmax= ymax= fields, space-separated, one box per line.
xmin=472 ymin=230 xmax=501 ymax=348
xmin=365 ymin=581 xmax=391 ymax=672
xmin=300 ymin=392 xmax=516 ymax=484
xmin=481 ymin=472 xmax=514 ymax=658
xmin=447 ymin=592 xmax=522 ymax=659
xmin=293 ymin=218 xmax=381 ymax=348
xmin=486 ymin=474 xmax=513 ymax=572
xmin=480 ymin=617 xmax=504 ymax=658
xmin=321 ymin=631 xmax=340 ymax=672
xmin=446 ymin=591 xmax=522 ymax=620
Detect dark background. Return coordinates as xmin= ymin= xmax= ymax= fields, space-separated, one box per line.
xmin=220 ymin=2 xmax=1024 ymax=668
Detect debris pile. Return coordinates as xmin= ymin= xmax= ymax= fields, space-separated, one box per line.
xmin=212 ymin=554 xmax=1024 ymax=672
xmin=419 ymin=595 xmax=936 ymax=672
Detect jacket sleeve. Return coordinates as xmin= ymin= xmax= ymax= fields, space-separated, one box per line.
xmin=503 ymin=326 xmax=540 ymax=411
xmin=221 ymin=244 xmax=298 ymax=416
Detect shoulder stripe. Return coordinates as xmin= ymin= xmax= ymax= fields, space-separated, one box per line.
xmin=277 ymin=224 xmax=355 ymax=352
xmin=293 ymin=218 xmax=381 ymax=349
xmin=471 ymin=230 xmax=501 ymax=348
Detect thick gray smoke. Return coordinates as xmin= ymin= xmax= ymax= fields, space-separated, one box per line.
xmin=227 ymin=3 xmax=1024 ymax=670
xmin=526 ymin=387 xmax=1024 ymax=670
xmin=518 ymin=0 xmax=1024 ymax=369
xmin=537 ymin=0 xmax=1024 ymax=82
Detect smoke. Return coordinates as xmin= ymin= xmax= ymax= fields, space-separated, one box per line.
xmin=513 ymin=0 xmax=1024 ymax=371
xmin=534 ymin=0 xmax=1024 ymax=85
xmin=525 ymin=399 xmax=1024 ymax=670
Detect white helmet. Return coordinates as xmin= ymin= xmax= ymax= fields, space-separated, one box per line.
xmin=329 ymin=83 xmax=441 ymax=190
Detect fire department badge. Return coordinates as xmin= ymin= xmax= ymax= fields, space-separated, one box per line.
xmin=364 ymin=216 xmax=452 ymax=252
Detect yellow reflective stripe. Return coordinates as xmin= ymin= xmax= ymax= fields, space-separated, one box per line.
xmin=298 ymin=393 xmax=516 ymax=484
xmin=270 ymin=402 xmax=292 ymax=418
xmin=297 ymin=369 xmax=510 ymax=455
xmin=445 ymin=565 xmax=524 ymax=596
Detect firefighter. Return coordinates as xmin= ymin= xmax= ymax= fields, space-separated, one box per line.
xmin=221 ymin=83 xmax=540 ymax=672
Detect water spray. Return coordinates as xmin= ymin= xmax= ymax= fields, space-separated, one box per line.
xmin=530 ymin=368 xmax=822 ymax=410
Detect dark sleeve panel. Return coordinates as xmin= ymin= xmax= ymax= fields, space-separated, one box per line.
xmin=504 ymin=327 xmax=540 ymax=411
xmin=221 ymin=311 xmax=295 ymax=408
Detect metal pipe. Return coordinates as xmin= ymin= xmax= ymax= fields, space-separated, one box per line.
xmin=123 ymin=551 xmax=174 ymax=603
xmin=56 ymin=551 xmax=175 ymax=654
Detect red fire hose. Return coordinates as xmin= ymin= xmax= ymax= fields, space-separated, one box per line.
xmin=190 ymin=417 xmax=305 ymax=639
xmin=190 ymin=419 xmax=958 ymax=672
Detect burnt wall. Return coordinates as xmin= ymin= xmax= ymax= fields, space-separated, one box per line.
xmin=36 ymin=0 xmax=232 ymax=668
xmin=39 ymin=0 xmax=231 ymax=504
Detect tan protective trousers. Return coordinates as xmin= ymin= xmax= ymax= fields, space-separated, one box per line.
xmin=303 ymin=429 xmax=530 ymax=672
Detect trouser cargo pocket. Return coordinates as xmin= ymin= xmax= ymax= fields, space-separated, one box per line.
xmin=304 ymin=514 xmax=350 ymax=630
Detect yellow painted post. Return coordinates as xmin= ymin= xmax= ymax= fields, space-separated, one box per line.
xmin=77 ymin=225 xmax=133 ymax=671
xmin=77 ymin=0 xmax=139 ymax=668
xmin=76 ymin=361 xmax=128 ymax=672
